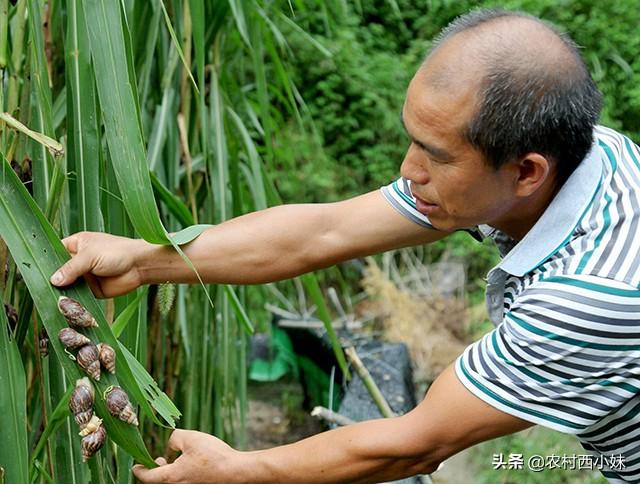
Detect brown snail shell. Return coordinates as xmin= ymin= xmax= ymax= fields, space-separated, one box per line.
xmin=69 ymin=378 xmax=95 ymax=429
xmin=97 ymin=343 xmax=116 ymax=374
xmin=57 ymin=296 xmax=98 ymax=328
xmin=58 ymin=328 xmax=91 ymax=350
xmin=106 ymin=386 xmax=138 ymax=426
xmin=77 ymin=344 xmax=101 ymax=381
xmin=39 ymin=328 xmax=49 ymax=357
xmin=81 ymin=422 xmax=106 ymax=461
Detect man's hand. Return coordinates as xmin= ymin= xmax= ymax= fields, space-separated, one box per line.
xmin=50 ymin=232 xmax=146 ymax=298
xmin=132 ymin=429 xmax=243 ymax=484
xmin=130 ymin=365 xmax=533 ymax=483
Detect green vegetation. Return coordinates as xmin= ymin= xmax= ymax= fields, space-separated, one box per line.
xmin=0 ymin=0 xmax=637 ymax=482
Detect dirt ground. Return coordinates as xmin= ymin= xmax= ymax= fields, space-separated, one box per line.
xmin=246 ymin=379 xmax=325 ymax=450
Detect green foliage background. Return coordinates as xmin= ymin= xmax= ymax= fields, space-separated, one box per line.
xmin=277 ymin=0 xmax=640 ymax=203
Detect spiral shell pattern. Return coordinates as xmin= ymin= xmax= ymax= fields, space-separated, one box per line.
xmin=106 ymin=386 xmax=139 ymax=426
xmin=77 ymin=344 xmax=101 ymax=381
xmin=97 ymin=343 xmax=116 ymax=374
xmin=57 ymin=296 xmax=98 ymax=328
xmin=58 ymin=327 xmax=91 ymax=350
xmin=81 ymin=423 xmax=106 ymax=461
xmin=69 ymin=378 xmax=95 ymax=429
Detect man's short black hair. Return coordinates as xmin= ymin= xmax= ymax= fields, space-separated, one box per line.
xmin=432 ymin=9 xmax=603 ymax=186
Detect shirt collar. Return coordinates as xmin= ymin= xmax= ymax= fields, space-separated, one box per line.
xmin=496 ymin=141 xmax=604 ymax=277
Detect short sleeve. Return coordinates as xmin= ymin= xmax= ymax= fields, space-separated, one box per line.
xmin=455 ymin=274 xmax=640 ymax=435
xmin=380 ymin=178 xmax=436 ymax=229
xmin=380 ymin=178 xmax=484 ymax=240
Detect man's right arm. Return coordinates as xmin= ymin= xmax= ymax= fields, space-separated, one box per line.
xmin=51 ymin=190 xmax=448 ymax=297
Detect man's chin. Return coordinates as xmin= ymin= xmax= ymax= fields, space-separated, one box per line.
xmin=427 ymin=216 xmax=467 ymax=233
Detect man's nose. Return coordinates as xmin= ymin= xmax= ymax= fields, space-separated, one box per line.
xmin=400 ymin=145 xmax=429 ymax=184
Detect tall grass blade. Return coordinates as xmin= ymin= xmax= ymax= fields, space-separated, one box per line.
xmin=66 ymin=0 xmax=103 ymax=232
xmin=83 ymin=0 xmax=167 ymax=243
xmin=155 ymin=0 xmax=198 ymax=91
xmin=0 ymin=302 xmax=28 ymax=484
xmin=0 ymin=0 xmax=7 ymax=68
xmin=27 ymin=0 xmax=55 ymax=209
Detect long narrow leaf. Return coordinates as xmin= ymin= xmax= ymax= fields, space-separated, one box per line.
xmin=0 ymin=302 xmax=28 ymax=484
xmin=0 ymin=159 xmax=157 ymax=467
xmin=83 ymin=0 xmax=167 ymax=244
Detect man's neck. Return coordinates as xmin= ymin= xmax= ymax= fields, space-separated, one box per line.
xmin=493 ymin=180 xmax=561 ymax=242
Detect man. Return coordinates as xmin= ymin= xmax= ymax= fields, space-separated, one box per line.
xmin=50 ymin=9 xmax=640 ymax=483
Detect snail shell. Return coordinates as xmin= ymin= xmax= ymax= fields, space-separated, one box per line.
xmin=79 ymin=415 xmax=102 ymax=437
xmin=69 ymin=378 xmax=95 ymax=429
xmin=97 ymin=343 xmax=116 ymax=374
xmin=57 ymin=296 xmax=98 ymax=328
xmin=106 ymin=386 xmax=138 ymax=426
xmin=39 ymin=328 xmax=49 ymax=357
xmin=58 ymin=328 xmax=91 ymax=350
xmin=77 ymin=344 xmax=101 ymax=381
xmin=81 ymin=423 xmax=106 ymax=461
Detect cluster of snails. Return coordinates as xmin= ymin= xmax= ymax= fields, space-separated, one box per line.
xmin=57 ymin=296 xmax=115 ymax=381
xmin=58 ymin=296 xmax=139 ymax=461
xmin=70 ymin=378 xmax=107 ymax=461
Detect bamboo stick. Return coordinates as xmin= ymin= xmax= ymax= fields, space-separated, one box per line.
xmin=344 ymin=346 xmax=395 ymax=418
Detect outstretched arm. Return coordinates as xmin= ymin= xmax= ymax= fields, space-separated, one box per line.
xmin=51 ymin=190 xmax=448 ymax=297
xmin=132 ymin=364 xmax=533 ymax=483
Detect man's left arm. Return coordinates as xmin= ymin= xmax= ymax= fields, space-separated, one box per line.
xmin=133 ymin=363 xmax=533 ymax=483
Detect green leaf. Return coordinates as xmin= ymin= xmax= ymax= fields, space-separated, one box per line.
xmin=29 ymin=386 xmax=73 ymax=475
xmin=83 ymin=0 xmax=167 ymax=244
xmin=0 ymin=159 xmax=159 ymax=467
xmin=112 ymin=287 xmax=148 ymax=338
xmin=66 ymin=0 xmax=103 ymax=233
xmin=155 ymin=0 xmax=198 ymax=92
xmin=0 ymin=112 xmax=63 ymax=157
xmin=170 ymin=224 xmax=213 ymax=245
xmin=224 ymin=285 xmax=255 ymax=335
xmin=150 ymin=171 xmax=194 ymax=227
xmin=0 ymin=300 xmax=28 ymax=484
xmin=301 ymin=273 xmax=350 ymax=379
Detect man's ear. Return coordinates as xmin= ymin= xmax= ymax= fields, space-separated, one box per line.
xmin=513 ymin=153 xmax=553 ymax=197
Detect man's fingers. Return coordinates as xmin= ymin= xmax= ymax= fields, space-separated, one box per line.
xmin=132 ymin=462 xmax=176 ymax=483
xmin=50 ymin=254 xmax=93 ymax=287
xmin=154 ymin=457 xmax=168 ymax=466
xmin=60 ymin=234 xmax=80 ymax=254
xmin=83 ymin=274 xmax=106 ymax=299
xmin=167 ymin=429 xmax=190 ymax=452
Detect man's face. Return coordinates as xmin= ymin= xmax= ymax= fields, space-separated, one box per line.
xmin=400 ymin=68 xmax=518 ymax=232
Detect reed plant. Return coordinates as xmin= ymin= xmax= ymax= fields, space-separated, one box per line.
xmin=0 ymin=1 xmax=346 ymax=482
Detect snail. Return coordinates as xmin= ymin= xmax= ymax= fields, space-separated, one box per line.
xmin=77 ymin=344 xmax=101 ymax=381
xmin=78 ymin=415 xmax=102 ymax=437
xmin=81 ymin=422 xmax=106 ymax=461
xmin=69 ymin=378 xmax=95 ymax=429
xmin=58 ymin=327 xmax=91 ymax=350
xmin=39 ymin=328 xmax=49 ymax=357
xmin=57 ymin=296 xmax=98 ymax=328
xmin=97 ymin=343 xmax=116 ymax=374
xmin=105 ymin=386 xmax=138 ymax=426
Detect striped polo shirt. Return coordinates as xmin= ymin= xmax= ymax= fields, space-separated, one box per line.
xmin=381 ymin=126 xmax=640 ymax=483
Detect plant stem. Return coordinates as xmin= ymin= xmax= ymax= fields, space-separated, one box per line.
xmin=344 ymin=346 xmax=395 ymax=418
xmin=311 ymin=406 xmax=355 ymax=426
